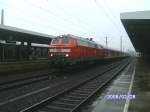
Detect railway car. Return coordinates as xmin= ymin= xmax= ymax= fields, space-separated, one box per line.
xmin=48 ymin=34 xmax=127 ymax=65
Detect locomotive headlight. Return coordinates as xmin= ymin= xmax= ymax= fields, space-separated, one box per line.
xmin=50 ymin=54 xmax=53 ymax=56
xmin=65 ymin=54 xmax=69 ymax=57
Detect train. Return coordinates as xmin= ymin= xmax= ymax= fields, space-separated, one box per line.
xmin=48 ymin=34 xmax=128 ymax=65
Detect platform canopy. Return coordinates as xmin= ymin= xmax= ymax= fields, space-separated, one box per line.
xmin=120 ymin=10 xmax=150 ymax=54
xmin=0 ymin=24 xmax=55 ymax=44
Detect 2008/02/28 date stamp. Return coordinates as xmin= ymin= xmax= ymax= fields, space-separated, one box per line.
xmin=105 ymin=94 xmax=135 ymax=100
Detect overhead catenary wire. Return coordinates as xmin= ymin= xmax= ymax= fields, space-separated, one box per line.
xmin=93 ymin=0 xmax=122 ymax=35
xmin=24 ymin=0 xmax=108 ymax=38
xmin=0 ymin=0 xmax=117 ymax=45
xmin=93 ymin=0 xmax=128 ymax=50
xmin=101 ymin=0 xmax=125 ymax=34
xmin=0 ymin=1 xmax=89 ymax=36
xmin=8 ymin=13 xmax=68 ymax=34
xmin=44 ymin=0 xmax=92 ymax=33
xmin=23 ymin=0 xmax=91 ymax=36
xmin=0 ymin=1 xmax=66 ymax=32
xmin=100 ymin=0 xmax=135 ymax=51
xmin=44 ymin=0 xmax=106 ymax=36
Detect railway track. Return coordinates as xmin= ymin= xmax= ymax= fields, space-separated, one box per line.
xmin=21 ymin=58 xmax=130 ymax=112
xmin=0 ymin=71 xmax=55 ymax=91
xmin=0 ymin=59 xmax=122 ymax=92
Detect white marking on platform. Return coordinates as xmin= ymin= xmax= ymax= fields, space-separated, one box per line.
xmin=123 ymin=64 xmax=136 ymax=112
xmin=116 ymin=81 xmax=130 ymax=84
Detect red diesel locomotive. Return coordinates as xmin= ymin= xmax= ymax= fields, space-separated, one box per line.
xmin=48 ymin=34 xmax=126 ymax=65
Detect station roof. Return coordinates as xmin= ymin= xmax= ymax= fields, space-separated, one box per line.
xmin=120 ymin=10 xmax=150 ymax=54
xmin=0 ymin=24 xmax=55 ymax=44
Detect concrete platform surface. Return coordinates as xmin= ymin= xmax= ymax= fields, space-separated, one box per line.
xmin=129 ymin=58 xmax=150 ymax=112
xmin=81 ymin=58 xmax=150 ymax=112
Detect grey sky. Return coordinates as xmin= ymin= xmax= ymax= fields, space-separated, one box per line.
xmin=0 ymin=0 xmax=150 ymax=51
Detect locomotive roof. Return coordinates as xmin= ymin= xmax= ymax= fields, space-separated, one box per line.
xmin=69 ymin=34 xmax=105 ymax=47
xmin=63 ymin=34 xmax=102 ymax=45
xmin=56 ymin=34 xmax=127 ymax=52
xmin=69 ymin=34 xmax=122 ymax=52
xmin=58 ymin=34 xmax=124 ymax=52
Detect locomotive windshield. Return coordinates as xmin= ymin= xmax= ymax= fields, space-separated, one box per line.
xmin=51 ymin=38 xmax=59 ymax=44
xmin=62 ymin=37 xmax=69 ymax=44
xmin=51 ymin=36 xmax=69 ymax=44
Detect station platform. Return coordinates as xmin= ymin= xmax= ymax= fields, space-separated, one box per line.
xmin=129 ymin=58 xmax=150 ymax=112
xmin=81 ymin=57 xmax=150 ymax=112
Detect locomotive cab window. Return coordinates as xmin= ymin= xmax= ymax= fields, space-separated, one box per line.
xmin=51 ymin=38 xmax=60 ymax=44
xmin=62 ymin=37 xmax=69 ymax=44
xmin=51 ymin=36 xmax=69 ymax=44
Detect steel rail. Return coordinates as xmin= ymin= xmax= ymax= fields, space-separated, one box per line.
xmin=21 ymin=58 xmax=130 ymax=112
xmin=0 ymin=71 xmax=55 ymax=91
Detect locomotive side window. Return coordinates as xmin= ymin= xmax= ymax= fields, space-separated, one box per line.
xmin=77 ymin=39 xmax=88 ymax=47
xmin=88 ymin=42 xmax=95 ymax=48
xmin=98 ymin=45 xmax=103 ymax=48
xmin=77 ymin=39 xmax=98 ymax=48
xmin=94 ymin=44 xmax=98 ymax=48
